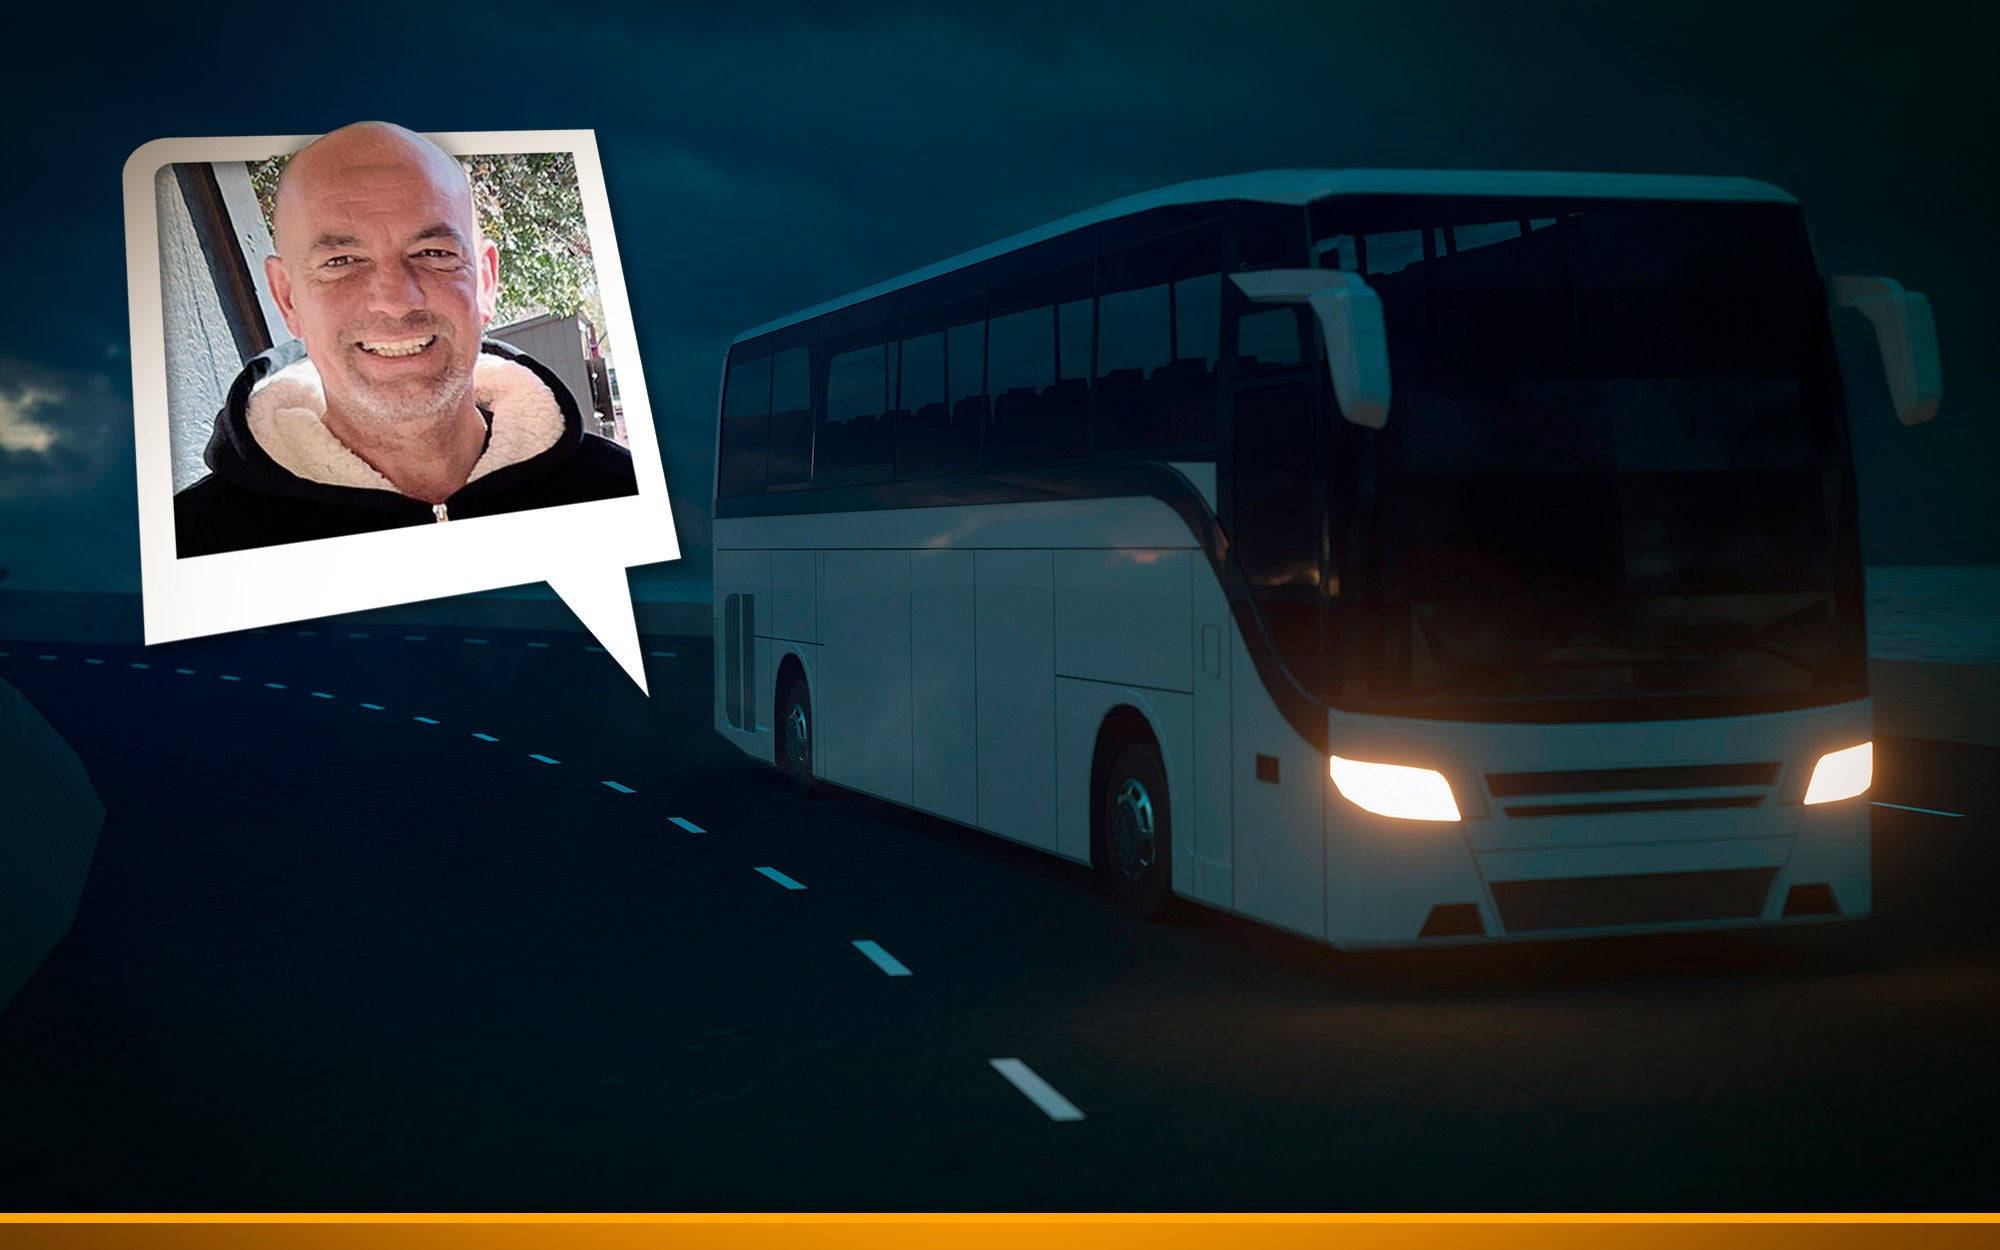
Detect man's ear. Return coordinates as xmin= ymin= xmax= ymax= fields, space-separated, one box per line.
xmin=265 ymin=255 xmax=303 ymax=339
xmin=476 ymin=237 xmax=500 ymax=325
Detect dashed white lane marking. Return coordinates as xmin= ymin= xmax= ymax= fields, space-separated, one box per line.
xmin=175 ymin=668 xmax=196 ymax=675
xmin=404 ymin=635 xmax=427 ymax=642
xmin=649 ymin=651 xmax=677 ymax=658
xmin=586 ymin=645 xmax=607 ymax=653
xmin=668 ymin=817 xmax=705 ymax=834
xmin=466 ymin=638 xmax=489 ymax=645
xmin=1873 ymin=801 xmax=1966 ymax=818
xmin=38 ymin=654 xmax=57 ymax=661
xmin=264 ymin=682 xmax=286 ymax=690
xmin=473 ymin=733 xmax=499 ymax=742
xmin=413 ymin=716 xmax=440 ymax=725
xmin=360 ymin=703 xmax=385 ymax=710
xmin=85 ymin=658 xmax=104 ymax=665
xmin=530 ymin=754 xmax=560 ymax=765
xmin=348 ymin=632 xmax=370 ymax=639
xmin=602 ymin=780 xmax=636 ymax=794
xmin=311 ymin=691 xmax=335 ymax=699
xmin=297 ymin=629 xmax=317 ymax=637
xmin=220 ymin=674 xmax=242 ymax=682
xmin=130 ymin=662 xmax=150 ymax=669
xmin=527 ymin=642 xmax=551 ymax=649
xmin=754 ymin=866 xmax=806 ymax=890
xmin=989 ymin=1059 xmax=1085 ymax=1122
xmin=852 ymin=940 xmax=912 ymax=977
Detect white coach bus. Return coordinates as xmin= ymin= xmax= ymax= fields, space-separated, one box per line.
xmin=711 ymin=169 xmax=1941 ymax=946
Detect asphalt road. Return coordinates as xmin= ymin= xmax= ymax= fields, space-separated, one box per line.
xmin=0 ymin=625 xmax=1994 ymax=1212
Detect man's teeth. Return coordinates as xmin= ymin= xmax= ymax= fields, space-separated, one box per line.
xmin=358 ymin=336 xmax=436 ymax=358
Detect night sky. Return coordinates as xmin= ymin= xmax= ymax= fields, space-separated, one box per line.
xmin=0 ymin=0 xmax=1991 ymax=594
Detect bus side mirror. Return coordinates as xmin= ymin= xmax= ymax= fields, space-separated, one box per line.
xmin=1231 ymin=269 xmax=1392 ymax=430
xmin=1829 ymin=275 xmax=1942 ymax=426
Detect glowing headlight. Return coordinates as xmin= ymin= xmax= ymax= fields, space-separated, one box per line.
xmin=1803 ymin=741 xmax=1872 ymax=805
xmin=1328 ymin=754 xmax=1461 ymax=821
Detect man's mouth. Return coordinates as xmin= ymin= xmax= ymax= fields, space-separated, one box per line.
xmin=355 ymin=335 xmax=437 ymax=358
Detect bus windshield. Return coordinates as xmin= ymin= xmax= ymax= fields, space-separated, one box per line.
xmin=1304 ymin=195 xmax=1865 ymax=720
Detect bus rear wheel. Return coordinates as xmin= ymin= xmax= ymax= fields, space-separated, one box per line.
xmin=1103 ymin=741 xmax=1175 ymax=920
xmin=776 ymin=677 xmax=820 ymax=797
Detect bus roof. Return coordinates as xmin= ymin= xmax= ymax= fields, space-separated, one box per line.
xmin=732 ymin=168 xmax=1798 ymax=345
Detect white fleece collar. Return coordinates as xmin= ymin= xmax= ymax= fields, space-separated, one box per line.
xmin=243 ymin=352 xmax=567 ymax=493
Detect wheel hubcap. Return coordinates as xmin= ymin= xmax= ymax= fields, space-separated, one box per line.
xmin=1111 ymin=778 xmax=1155 ymax=880
xmin=785 ymin=701 xmax=810 ymax=772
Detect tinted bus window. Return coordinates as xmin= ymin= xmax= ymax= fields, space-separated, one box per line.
xmin=718 ymin=354 xmax=770 ymax=496
xmin=818 ymin=329 xmax=894 ymax=483
xmin=1097 ymin=221 xmax=1221 ymax=451
xmin=946 ymin=319 xmax=987 ymax=469
xmin=768 ymin=345 xmax=812 ymax=488
xmin=900 ymin=292 xmax=984 ymax=478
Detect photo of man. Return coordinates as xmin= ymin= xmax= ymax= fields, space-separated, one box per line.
xmin=172 ymin=121 xmax=638 ymax=557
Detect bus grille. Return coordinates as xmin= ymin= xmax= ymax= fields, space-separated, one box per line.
xmin=1491 ymin=867 xmax=1778 ymax=933
xmin=1485 ymin=761 xmax=1780 ymax=818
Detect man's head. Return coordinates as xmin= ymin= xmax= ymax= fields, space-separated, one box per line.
xmin=265 ymin=123 xmax=499 ymax=431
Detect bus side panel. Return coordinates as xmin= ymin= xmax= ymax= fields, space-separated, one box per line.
xmin=1051 ymin=549 xmax=1194 ymax=693
xmin=820 ymin=549 xmax=915 ymax=806
xmin=911 ymin=549 xmax=979 ymax=828
xmin=1229 ymin=626 xmax=1326 ymax=940
xmin=1054 ymin=680 xmax=1193 ymax=871
xmin=975 ymin=549 xmax=1058 ymax=852
xmin=712 ymin=546 xmax=771 ymax=758
xmin=771 ymin=549 xmax=818 ymax=646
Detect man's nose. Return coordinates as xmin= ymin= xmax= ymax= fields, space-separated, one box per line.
xmin=364 ymin=259 xmax=427 ymax=317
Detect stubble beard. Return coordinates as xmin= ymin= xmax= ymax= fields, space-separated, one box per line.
xmin=324 ymin=324 xmax=478 ymax=430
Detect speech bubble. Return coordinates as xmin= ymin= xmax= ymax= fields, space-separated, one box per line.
xmin=123 ymin=128 xmax=676 ymax=693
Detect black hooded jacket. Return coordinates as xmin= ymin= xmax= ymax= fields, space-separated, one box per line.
xmin=173 ymin=338 xmax=637 ymax=558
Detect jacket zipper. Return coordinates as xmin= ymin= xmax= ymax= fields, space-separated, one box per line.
xmin=433 ymin=503 xmax=450 ymax=522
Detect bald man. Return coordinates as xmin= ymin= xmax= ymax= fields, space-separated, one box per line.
xmin=174 ymin=122 xmax=636 ymax=557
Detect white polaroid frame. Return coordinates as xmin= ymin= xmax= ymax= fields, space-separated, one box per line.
xmin=123 ymin=128 xmax=677 ymax=691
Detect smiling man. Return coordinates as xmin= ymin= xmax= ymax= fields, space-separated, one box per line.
xmin=173 ymin=122 xmax=636 ymax=557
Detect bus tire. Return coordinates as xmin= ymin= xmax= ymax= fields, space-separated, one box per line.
xmin=1103 ymin=741 xmax=1175 ymax=920
xmin=776 ymin=677 xmax=821 ymax=797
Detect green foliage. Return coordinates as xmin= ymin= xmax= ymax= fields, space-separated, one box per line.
xmin=246 ymin=150 xmax=596 ymax=327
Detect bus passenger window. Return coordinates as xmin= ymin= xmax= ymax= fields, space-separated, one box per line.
xmin=947 ymin=319 xmax=986 ymax=468
xmin=819 ymin=340 xmax=893 ymax=481
xmin=767 ymin=346 xmax=812 ymax=488
xmin=988 ymin=304 xmax=1081 ymax=464
xmin=1095 ymin=282 xmax=1169 ymax=452
xmin=894 ymin=330 xmax=952 ymax=477
xmin=718 ymin=354 xmax=770 ymax=496
xmin=1096 ymin=221 xmax=1222 ymax=452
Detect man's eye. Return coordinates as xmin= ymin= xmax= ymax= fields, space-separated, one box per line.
xmin=415 ymin=248 xmax=458 ymax=260
xmin=322 ymin=256 xmax=356 ymax=269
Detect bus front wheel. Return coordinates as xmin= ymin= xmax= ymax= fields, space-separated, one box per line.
xmin=1103 ymin=741 xmax=1175 ymax=920
xmin=776 ymin=678 xmax=820 ymax=797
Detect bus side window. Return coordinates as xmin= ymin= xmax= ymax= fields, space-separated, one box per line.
xmin=947 ymin=319 xmax=986 ymax=468
xmin=897 ymin=294 xmax=984 ymax=478
xmin=815 ymin=327 xmax=895 ymax=486
xmin=718 ymin=353 xmax=771 ymax=496
xmin=767 ymin=346 xmax=812 ymax=489
xmin=986 ymin=262 xmax=1090 ymax=467
xmin=1096 ymin=222 xmax=1221 ymax=453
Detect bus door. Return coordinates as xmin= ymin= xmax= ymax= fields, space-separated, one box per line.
xmin=1224 ymin=303 xmax=1331 ymax=935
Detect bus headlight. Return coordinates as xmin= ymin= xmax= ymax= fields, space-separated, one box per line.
xmin=1803 ymin=741 xmax=1872 ymax=805
xmin=1328 ymin=754 xmax=1461 ymax=822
